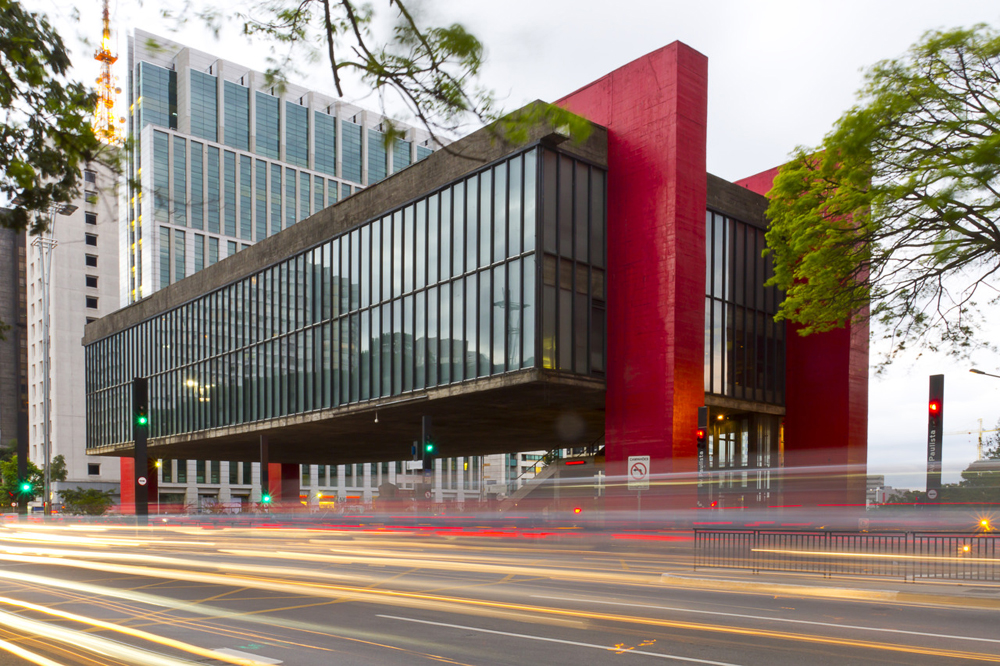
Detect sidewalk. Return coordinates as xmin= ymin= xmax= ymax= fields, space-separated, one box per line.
xmin=660 ymin=567 xmax=1000 ymax=609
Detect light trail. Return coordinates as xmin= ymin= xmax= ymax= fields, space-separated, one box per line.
xmin=0 ymin=596 xmax=273 ymax=666
xmin=0 ymin=636 xmax=68 ymax=666
xmin=0 ymin=548 xmax=997 ymax=661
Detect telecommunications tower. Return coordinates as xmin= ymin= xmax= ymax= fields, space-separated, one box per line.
xmin=92 ymin=0 xmax=124 ymax=144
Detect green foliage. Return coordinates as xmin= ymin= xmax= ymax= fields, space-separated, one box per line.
xmin=160 ymin=0 xmax=588 ymax=153
xmin=765 ymin=25 xmax=1000 ymax=368
xmin=0 ymin=0 xmax=108 ymax=233
xmin=49 ymin=454 xmax=67 ymax=482
xmin=0 ymin=455 xmax=42 ymax=509
xmin=59 ymin=487 xmax=114 ymax=516
xmin=984 ymin=418 xmax=1000 ymax=460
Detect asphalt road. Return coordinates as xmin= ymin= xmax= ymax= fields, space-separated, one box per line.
xmin=0 ymin=519 xmax=997 ymax=665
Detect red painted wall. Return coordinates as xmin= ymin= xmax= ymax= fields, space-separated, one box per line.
xmin=736 ymin=168 xmax=869 ymax=505
xmin=269 ymin=462 xmax=301 ymax=509
xmin=118 ymin=457 xmax=159 ymax=515
xmin=557 ymin=42 xmax=709 ymax=508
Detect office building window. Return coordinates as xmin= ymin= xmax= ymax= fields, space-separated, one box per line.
xmin=85 ymin=212 xmax=97 ymax=225
xmin=417 ymin=144 xmax=433 ymax=162
xmin=194 ymin=234 xmax=205 ymax=273
xmin=85 ymin=254 xmax=97 ymax=267
xmin=393 ymin=139 xmax=411 ymax=173
xmin=190 ymin=141 xmax=204 ymax=230
xmin=228 ymin=240 xmax=237 ymax=257
xmin=190 ymin=70 xmax=218 ymax=142
xmin=86 ymin=275 xmax=98 ymax=288
xmin=177 ymin=460 xmax=187 ymax=483
xmin=368 ymin=128 xmax=387 ymax=184
xmin=209 ymin=237 xmax=219 ymax=265
xmin=173 ymin=136 xmax=187 ymax=226
xmin=207 ymin=146 xmax=221 ymax=234
xmin=255 ymin=91 xmax=280 ymax=159
xmin=314 ymin=111 xmax=336 ymax=176
xmin=223 ymin=80 xmax=250 ymax=151
xmin=285 ymin=167 xmax=296 ymax=226
xmin=137 ymin=62 xmax=177 ymax=130
xmin=86 ymin=296 xmax=98 ymax=309
xmin=87 ymin=463 xmax=100 ymax=475
xmin=285 ymin=102 xmax=308 ymax=168
xmin=174 ymin=229 xmax=186 ymax=282
xmin=256 ymin=159 xmax=267 ymax=241
xmin=84 ymin=169 xmax=97 ymax=184
xmin=159 ymin=226 xmax=171 ymax=287
xmin=153 ymin=130 xmax=169 ymax=223
xmin=270 ymin=162 xmax=282 ymax=235
xmin=300 ymin=171 xmax=311 ymax=221
xmin=240 ymin=154 xmax=252 ymax=240
xmin=162 ymin=460 xmax=173 ymax=483
xmin=224 ymin=151 xmax=237 ymax=236
xmin=341 ymin=120 xmax=362 ymax=184
xmin=314 ymin=174 xmax=324 ymax=213
xmin=85 ymin=233 xmax=98 ymax=246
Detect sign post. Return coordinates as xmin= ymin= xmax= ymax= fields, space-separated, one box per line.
xmin=628 ymin=455 xmax=649 ymax=528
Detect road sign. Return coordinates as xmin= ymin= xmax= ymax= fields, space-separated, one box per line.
xmin=628 ymin=455 xmax=649 ymax=491
xmin=927 ymin=488 xmax=938 ymax=500
xmin=137 ymin=476 xmax=147 ymax=486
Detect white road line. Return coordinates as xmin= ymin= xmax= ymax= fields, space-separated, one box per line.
xmin=530 ymin=594 xmax=1000 ymax=644
xmin=377 ymin=614 xmax=742 ymax=666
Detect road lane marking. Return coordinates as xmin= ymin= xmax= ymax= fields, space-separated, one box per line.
xmin=376 ymin=614 xmax=742 ymax=665
xmin=531 ymin=594 xmax=1000 ymax=645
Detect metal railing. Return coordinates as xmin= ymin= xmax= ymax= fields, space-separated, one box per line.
xmin=695 ymin=530 xmax=1000 ymax=582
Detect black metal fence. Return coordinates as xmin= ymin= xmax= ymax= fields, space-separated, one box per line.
xmin=694 ymin=530 xmax=1000 ymax=581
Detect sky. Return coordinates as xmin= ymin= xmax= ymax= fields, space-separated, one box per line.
xmin=41 ymin=0 xmax=1000 ymax=489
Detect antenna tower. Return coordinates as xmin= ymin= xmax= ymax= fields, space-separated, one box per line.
xmin=93 ymin=0 xmax=124 ymax=144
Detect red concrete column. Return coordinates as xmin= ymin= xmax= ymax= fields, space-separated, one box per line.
xmin=118 ymin=457 xmax=159 ymax=515
xmin=735 ymin=170 xmax=869 ymax=506
xmin=558 ymin=43 xmax=709 ymax=509
xmin=268 ymin=462 xmax=301 ymax=510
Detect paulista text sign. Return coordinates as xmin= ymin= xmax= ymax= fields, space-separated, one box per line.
xmin=628 ymin=455 xmax=650 ymax=491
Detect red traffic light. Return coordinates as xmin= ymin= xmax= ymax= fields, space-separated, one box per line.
xmin=573 ymin=507 xmax=582 ymax=514
xmin=929 ymin=400 xmax=941 ymax=414
xmin=695 ymin=428 xmax=706 ymax=441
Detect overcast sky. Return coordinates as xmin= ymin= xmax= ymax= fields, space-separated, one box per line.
xmin=46 ymin=0 xmax=1000 ymax=488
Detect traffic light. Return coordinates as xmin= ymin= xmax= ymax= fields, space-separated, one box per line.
xmin=261 ymin=492 xmax=272 ymax=504
xmin=421 ymin=415 xmax=435 ymax=471
xmin=929 ymin=400 xmax=941 ymax=414
xmin=133 ymin=377 xmax=149 ymax=429
xmin=696 ymin=428 xmax=706 ymax=443
xmin=19 ymin=481 xmax=31 ymax=494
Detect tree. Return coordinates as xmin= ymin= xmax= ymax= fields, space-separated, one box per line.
xmin=59 ymin=487 xmax=114 ymax=516
xmin=984 ymin=418 xmax=1000 ymax=460
xmin=49 ymin=453 xmax=67 ymax=482
xmin=0 ymin=0 xmax=108 ymax=234
xmin=764 ymin=25 xmax=1000 ymax=368
xmin=0 ymin=455 xmax=42 ymax=510
xmin=162 ymin=0 xmax=588 ymax=152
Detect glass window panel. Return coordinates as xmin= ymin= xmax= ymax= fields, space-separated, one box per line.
xmin=492 ymin=264 xmax=505 ymax=374
xmin=239 ymin=154 xmax=252 ymax=240
xmin=224 ymin=151 xmax=236 ymax=236
xmin=381 ymin=302 xmax=391 ymax=393
xmin=300 ymin=171 xmax=311 ymax=221
xmin=392 ymin=212 xmax=403 ymax=297
xmin=314 ymin=110 xmax=336 ymax=176
xmin=574 ymin=162 xmax=589 ymax=262
xmin=223 ymin=81 xmax=250 ymax=151
xmin=285 ymin=102 xmax=309 ymax=168
xmin=507 ymin=258 xmax=522 ymax=369
xmin=207 ymin=146 xmax=220 ymax=233
xmin=190 ymin=141 xmax=204 ymax=230
xmin=255 ymin=159 xmax=267 ymax=240
xmin=153 ymin=131 xmax=169 ymax=223
xmin=439 ymin=189 xmax=451 ymax=279
xmin=466 ymin=274 xmax=478 ymax=378
xmin=403 ymin=294 xmax=413 ymax=391
xmin=403 ymin=205 xmax=414 ymax=294
xmin=575 ymin=291 xmax=588 ymax=374
xmin=370 ymin=307 xmax=381 ymax=397
xmin=481 ymin=170 xmax=493 ymax=266
xmin=361 ymin=224 xmax=370 ymax=308
xmin=370 ymin=220 xmax=380 ymax=305
xmin=415 ymin=290 xmax=426 ymax=389
xmin=493 ymin=162 xmax=507 ymax=262
xmin=361 ymin=309 xmax=370 ymax=400
xmin=341 ymin=121 xmax=363 ymax=183
xmin=368 ymin=128 xmax=388 ymax=184
xmin=451 ymin=280 xmax=463 ymax=381
xmin=189 ymin=70 xmax=217 ymax=141
xmin=382 ymin=216 xmax=392 ymax=302
xmin=174 ymin=229 xmax=185 ymax=282
xmin=350 ymin=228 xmax=360 ymax=311
xmin=524 ymin=149 xmax=537 ymax=253
xmin=466 ymin=177 xmax=478 ymax=271
xmin=427 ymin=287 xmax=441 ymax=386
xmin=416 ymin=200 xmax=426 ymax=290
xmin=255 ymin=91 xmax=280 ymax=159
xmin=452 ymin=184 xmax=465 ymax=277
xmin=286 ymin=167 xmax=297 ymax=227
xmin=173 ymin=136 xmax=187 ymax=226
xmin=270 ymin=162 xmax=282 ymax=235
xmin=315 ymin=174 xmax=324 ymax=213
xmin=590 ymin=169 xmax=605 ymax=268
xmin=392 ymin=299 xmax=402 ymax=393
xmin=438 ymin=282 xmax=450 ymax=383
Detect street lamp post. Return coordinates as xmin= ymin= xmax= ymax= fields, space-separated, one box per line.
xmin=970 ymin=368 xmax=1000 ymax=380
xmin=23 ymin=201 xmax=78 ymax=516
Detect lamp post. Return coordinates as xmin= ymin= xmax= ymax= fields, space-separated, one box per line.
xmin=970 ymin=368 xmax=1000 ymax=380
xmin=22 ymin=200 xmax=78 ymax=516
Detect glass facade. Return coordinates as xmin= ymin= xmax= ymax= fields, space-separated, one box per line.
xmin=223 ymin=151 xmax=237 ymax=236
xmin=314 ymin=111 xmax=336 ymax=177
xmin=393 ymin=139 xmax=411 ymax=173
xmin=88 ymin=147 xmax=602 ymax=450
xmin=223 ymin=81 xmax=250 ymax=151
xmin=173 ymin=136 xmax=187 ymax=226
xmin=153 ymin=131 xmax=170 ymax=223
xmin=239 ymin=155 xmax=252 ymax=240
xmin=255 ymin=92 xmax=280 ymax=160
xmin=704 ymin=210 xmax=785 ymax=405
xmin=341 ymin=121 xmax=363 ymax=184
xmin=417 ymin=145 xmax=434 ymax=162
xmin=255 ymin=159 xmax=267 ymax=241
xmin=137 ymin=62 xmax=176 ymax=131
xmin=207 ymin=146 xmax=221 ymax=234
xmin=285 ymin=102 xmax=309 ymax=168
xmin=189 ymin=70 xmax=217 ymax=142
xmin=190 ymin=141 xmax=204 ymax=230
xmin=368 ymin=129 xmax=388 ymax=184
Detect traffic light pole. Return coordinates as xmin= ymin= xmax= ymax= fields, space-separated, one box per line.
xmin=926 ymin=374 xmax=944 ymax=503
xmin=133 ymin=377 xmax=149 ymax=526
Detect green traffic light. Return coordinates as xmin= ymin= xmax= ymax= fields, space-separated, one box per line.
xmin=261 ymin=493 xmax=272 ymax=504
xmin=424 ymin=443 xmax=435 ymax=453
xmin=136 ymin=414 xmax=148 ymax=426
xmin=19 ymin=482 xmax=31 ymax=493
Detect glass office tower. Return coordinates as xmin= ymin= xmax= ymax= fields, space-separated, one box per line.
xmin=122 ymin=29 xmax=437 ymax=307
